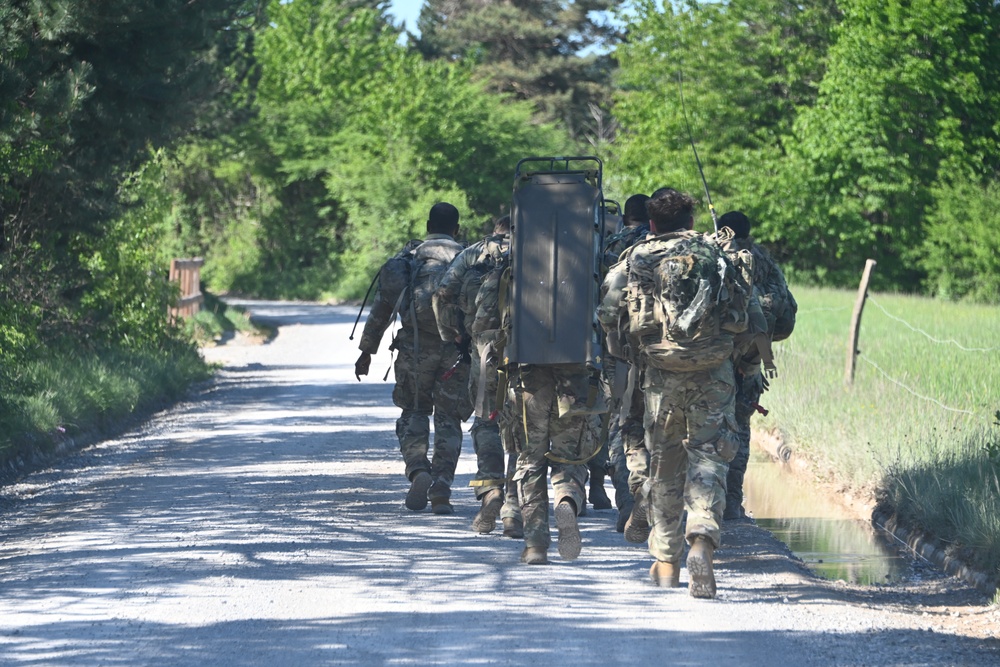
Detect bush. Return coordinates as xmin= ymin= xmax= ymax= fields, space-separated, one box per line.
xmin=923 ymin=177 xmax=1000 ymax=304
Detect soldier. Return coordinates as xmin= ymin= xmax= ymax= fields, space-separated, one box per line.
xmin=599 ymin=188 xmax=747 ymax=598
xmin=601 ymin=193 xmax=652 ymax=534
xmin=433 ymin=215 xmax=523 ymax=538
xmin=715 ymin=211 xmax=796 ymax=520
xmin=355 ymin=203 xmax=472 ymax=515
xmin=511 ymin=364 xmax=601 ymax=564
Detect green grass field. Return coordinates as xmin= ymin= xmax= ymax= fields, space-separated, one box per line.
xmin=761 ymin=285 xmax=1000 ymax=577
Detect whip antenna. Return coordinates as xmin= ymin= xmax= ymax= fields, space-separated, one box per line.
xmin=678 ymin=71 xmax=718 ymax=232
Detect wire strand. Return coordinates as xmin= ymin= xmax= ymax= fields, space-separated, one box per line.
xmin=858 ymin=355 xmax=975 ymax=416
xmin=867 ymin=295 xmax=999 ymax=352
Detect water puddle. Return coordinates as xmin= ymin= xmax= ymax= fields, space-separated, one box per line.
xmin=743 ymin=453 xmax=911 ymax=585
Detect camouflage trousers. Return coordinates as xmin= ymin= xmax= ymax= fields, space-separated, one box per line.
xmin=642 ymin=359 xmax=739 ymax=562
xmin=725 ymin=370 xmax=764 ymax=509
xmin=604 ymin=363 xmax=648 ymax=510
xmin=512 ymin=364 xmax=600 ymax=549
xmin=392 ymin=330 xmax=473 ymax=501
xmin=468 ymin=338 xmax=506 ymax=500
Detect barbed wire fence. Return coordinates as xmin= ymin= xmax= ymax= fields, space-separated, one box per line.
xmin=841 ymin=261 xmax=998 ymax=419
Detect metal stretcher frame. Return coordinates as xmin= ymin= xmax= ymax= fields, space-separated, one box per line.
xmin=507 ymin=156 xmax=604 ymax=366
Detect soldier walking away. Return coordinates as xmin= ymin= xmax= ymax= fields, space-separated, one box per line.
xmin=355 ymin=203 xmax=473 ymax=515
xmin=433 ymin=215 xmax=523 ymax=538
xmin=599 ymin=188 xmax=749 ymax=598
xmin=506 ymin=157 xmax=606 ymax=566
xmin=600 ymin=193 xmax=652 ymax=533
xmin=715 ymin=211 xmax=796 ymax=520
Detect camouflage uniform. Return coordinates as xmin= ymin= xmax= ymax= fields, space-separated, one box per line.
xmin=601 ymin=223 xmax=652 ymax=511
xmin=433 ymin=234 xmax=515 ymax=515
xmin=359 ymin=234 xmax=472 ymax=503
xmin=719 ymin=236 xmax=796 ymax=518
xmin=512 ymin=364 xmax=600 ymax=550
xmin=599 ymin=229 xmax=745 ymax=563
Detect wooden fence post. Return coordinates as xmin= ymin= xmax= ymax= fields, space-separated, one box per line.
xmin=845 ymin=259 xmax=877 ymax=386
xmin=168 ymin=258 xmax=205 ymax=322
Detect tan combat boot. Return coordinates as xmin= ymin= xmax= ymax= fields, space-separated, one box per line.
xmin=554 ymin=499 xmax=581 ymax=560
xmin=649 ymin=560 xmax=681 ymax=588
xmin=502 ymin=517 xmax=524 ymax=539
xmin=623 ymin=494 xmax=650 ymax=543
xmin=520 ymin=546 xmax=548 ymax=565
xmin=686 ymin=536 xmax=716 ymax=599
xmin=471 ymin=488 xmax=503 ymax=533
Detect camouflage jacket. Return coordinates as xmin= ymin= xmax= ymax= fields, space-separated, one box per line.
xmin=433 ymin=233 xmax=509 ymax=347
xmin=603 ymin=223 xmax=650 ymax=270
xmin=358 ymin=234 xmax=462 ymax=355
xmin=718 ymin=235 xmax=794 ymax=375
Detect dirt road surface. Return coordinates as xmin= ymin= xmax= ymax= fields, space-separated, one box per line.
xmin=1 ymin=302 xmax=997 ymax=666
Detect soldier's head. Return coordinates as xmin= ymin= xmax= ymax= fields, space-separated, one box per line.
xmin=719 ymin=210 xmax=751 ymax=239
xmin=493 ymin=214 xmax=511 ymax=235
xmin=623 ymin=194 xmax=650 ymax=227
xmin=646 ymin=188 xmax=696 ymax=233
xmin=427 ymin=202 xmax=460 ymax=237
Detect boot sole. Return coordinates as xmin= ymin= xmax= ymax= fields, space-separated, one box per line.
xmin=555 ymin=502 xmax=581 ymax=561
xmin=405 ymin=472 xmax=433 ymax=511
xmin=687 ymin=551 xmax=717 ymax=599
xmin=623 ymin=502 xmax=650 ymax=543
xmin=471 ymin=494 xmax=503 ymax=533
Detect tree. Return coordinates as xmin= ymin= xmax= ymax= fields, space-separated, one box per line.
xmin=612 ymin=0 xmax=838 ymax=248
xmin=414 ymin=0 xmax=623 ymax=141
xmin=0 ymin=0 xmax=261 ymax=345
xmin=790 ymin=0 xmax=1000 ymax=289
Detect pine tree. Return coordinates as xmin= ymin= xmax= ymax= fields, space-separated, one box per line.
xmin=414 ymin=0 xmax=622 ymax=141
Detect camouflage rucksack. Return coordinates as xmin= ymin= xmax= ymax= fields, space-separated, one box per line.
xmin=405 ymin=239 xmax=463 ymax=332
xmin=469 ymin=238 xmax=510 ymax=340
xmin=624 ymin=231 xmax=748 ymax=371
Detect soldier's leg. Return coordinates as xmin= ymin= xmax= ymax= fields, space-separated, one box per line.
xmin=587 ymin=438 xmax=612 ymax=510
xmin=725 ymin=371 xmax=760 ymax=519
xmin=428 ymin=345 xmax=471 ymax=506
xmin=499 ymin=410 xmax=524 ymax=538
xmin=683 ymin=362 xmax=738 ymax=550
xmin=391 ymin=343 xmax=432 ymax=481
xmin=468 ymin=351 xmax=505 ymax=498
xmin=624 ymin=383 xmax=650 ymax=495
xmin=643 ymin=369 xmax=689 ymax=564
xmin=513 ymin=366 xmax=555 ymax=554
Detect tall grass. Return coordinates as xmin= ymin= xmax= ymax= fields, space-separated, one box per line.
xmin=761 ymin=285 xmax=1000 ymax=577
xmin=0 ymin=343 xmax=211 ymax=461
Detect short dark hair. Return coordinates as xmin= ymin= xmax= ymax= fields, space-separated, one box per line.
xmin=493 ymin=214 xmax=511 ymax=235
xmin=623 ymin=194 xmax=650 ymax=227
xmin=646 ymin=188 xmax=697 ymax=232
xmin=719 ymin=211 xmax=751 ymax=239
xmin=428 ymin=202 xmax=460 ymax=234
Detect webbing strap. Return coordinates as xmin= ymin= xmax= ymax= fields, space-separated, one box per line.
xmin=475 ymin=342 xmax=493 ymax=418
xmin=619 ymin=363 xmax=637 ymax=428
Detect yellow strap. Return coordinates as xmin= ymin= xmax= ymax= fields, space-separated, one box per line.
xmin=468 ymin=479 xmax=504 ymax=488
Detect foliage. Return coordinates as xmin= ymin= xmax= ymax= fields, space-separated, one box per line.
xmin=789 ymin=0 xmax=1000 ymax=290
xmin=161 ymin=0 xmax=568 ymax=300
xmin=922 ymin=177 xmax=1000 ymax=303
xmin=0 ymin=343 xmax=210 ymax=460
xmin=612 ymin=0 xmax=839 ymax=239
xmin=415 ymin=0 xmax=623 ymax=142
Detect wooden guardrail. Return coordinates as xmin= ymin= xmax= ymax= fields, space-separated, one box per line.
xmin=168 ymin=258 xmax=205 ymax=322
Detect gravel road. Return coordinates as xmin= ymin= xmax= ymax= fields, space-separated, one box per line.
xmin=1 ymin=301 xmax=997 ymax=666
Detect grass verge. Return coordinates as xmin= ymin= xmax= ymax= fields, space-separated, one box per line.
xmin=761 ymin=285 xmax=1000 ymax=580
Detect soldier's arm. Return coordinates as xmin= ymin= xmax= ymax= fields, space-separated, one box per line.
xmin=433 ymin=247 xmax=476 ymax=343
xmin=358 ymin=285 xmax=396 ymax=356
xmin=597 ymin=261 xmax=629 ymax=334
